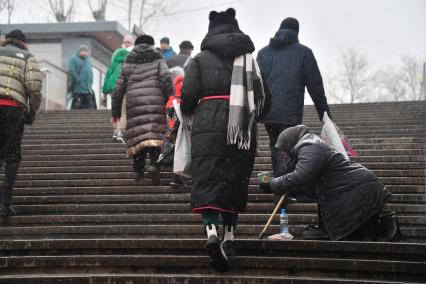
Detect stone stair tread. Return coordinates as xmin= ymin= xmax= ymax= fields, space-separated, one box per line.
xmin=0 ymin=274 xmax=419 ymax=284
xmin=2 ymin=102 xmax=426 ymax=281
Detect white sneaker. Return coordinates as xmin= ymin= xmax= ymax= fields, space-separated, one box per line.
xmin=115 ymin=131 xmax=126 ymax=144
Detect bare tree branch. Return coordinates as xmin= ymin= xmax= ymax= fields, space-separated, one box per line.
xmin=0 ymin=0 xmax=7 ymax=13
xmin=87 ymin=0 xmax=108 ymax=21
xmin=2 ymin=0 xmax=16 ymax=24
xmin=376 ymin=67 xmax=407 ymax=102
xmin=48 ymin=0 xmax=74 ymax=22
xmin=328 ymin=48 xmax=378 ymax=103
xmin=399 ymin=54 xmax=421 ymax=101
xmin=127 ymin=0 xmax=134 ymax=31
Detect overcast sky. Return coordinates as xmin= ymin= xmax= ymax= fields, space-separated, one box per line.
xmin=154 ymin=0 xmax=426 ymax=70
xmin=1 ymin=0 xmax=425 ymax=103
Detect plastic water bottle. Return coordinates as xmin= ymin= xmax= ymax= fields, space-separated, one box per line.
xmin=279 ymin=209 xmax=294 ymax=240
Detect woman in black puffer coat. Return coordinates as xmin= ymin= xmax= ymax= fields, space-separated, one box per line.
xmin=181 ymin=8 xmax=269 ymax=271
xmin=112 ymin=35 xmax=174 ymax=186
xmin=269 ymin=125 xmax=398 ymax=241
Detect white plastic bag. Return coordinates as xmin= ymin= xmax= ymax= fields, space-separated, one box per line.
xmin=321 ymin=112 xmax=349 ymax=160
xmin=173 ymin=100 xmax=193 ymax=178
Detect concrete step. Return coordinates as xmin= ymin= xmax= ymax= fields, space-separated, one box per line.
xmin=8 ymin=176 xmax=424 ymax=188
xmin=0 ymin=239 xmax=424 ymax=282
xmin=18 ymin=147 xmax=426 ymax=157
xmin=10 ymin=184 xmax=424 ymax=196
xmin=7 ymin=193 xmax=425 ymax=205
xmin=2 ymin=101 xmax=425 ymax=281
xmin=20 ymin=142 xmax=426 ymax=151
xmin=6 ymin=203 xmax=425 ymax=215
xmin=0 ymin=213 xmax=424 ymax=227
xmin=0 ymin=274 xmax=418 ymax=284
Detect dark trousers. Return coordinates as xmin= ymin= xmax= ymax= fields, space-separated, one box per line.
xmin=133 ymin=147 xmax=161 ymax=175
xmin=264 ymin=123 xmax=294 ymax=177
xmin=201 ymin=209 xmax=238 ymax=227
xmin=71 ymin=93 xmax=95 ymax=110
xmin=0 ymin=106 xmax=24 ymax=206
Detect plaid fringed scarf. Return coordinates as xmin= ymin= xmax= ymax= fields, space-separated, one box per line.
xmin=228 ymin=54 xmax=266 ymax=150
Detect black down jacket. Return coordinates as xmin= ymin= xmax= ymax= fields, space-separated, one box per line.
xmin=273 ymin=126 xmax=391 ymax=240
xmin=257 ymin=28 xmax=331 ymax=125
xmin=112 ymin=44 xmax=174 ymax=156
xmin=181 ymin=23 xmax=265 ymax=212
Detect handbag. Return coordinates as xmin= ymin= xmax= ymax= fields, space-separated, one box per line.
xmin=157 ymin=137 xmax=175 ymax=167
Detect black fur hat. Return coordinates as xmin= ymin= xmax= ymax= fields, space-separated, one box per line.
xmin=135 ymin=35 xmax=155 ymax=46
xmin=208 ymin=8 xmax=239 ymax=30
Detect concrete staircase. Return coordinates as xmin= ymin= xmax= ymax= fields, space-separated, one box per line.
xmin=0 ymin=101 xmax=425 ymax=283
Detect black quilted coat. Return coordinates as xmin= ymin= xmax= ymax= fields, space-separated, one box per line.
xmin=181 ymin=23 xmax=264 ymax=213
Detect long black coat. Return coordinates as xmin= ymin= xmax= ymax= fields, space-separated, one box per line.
xmin=257 ymin=28 xmax=331 ymax=125
xmin=274 ymin=131 xmax=391 ymax=240
xmin=181 ymin=24 xmax=260 ymax=213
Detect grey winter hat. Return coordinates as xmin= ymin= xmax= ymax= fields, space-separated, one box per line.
xmin=275 ymin=125 xmax=309 ymax=152
xmin=280 ymin=17 xmax=299 ymax=32
xmin=78 ymin=45 xmax=89 ymax=52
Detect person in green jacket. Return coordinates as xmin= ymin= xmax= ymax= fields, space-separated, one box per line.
xmin=68 ymin=45 xmax=95 ymax=109
xmin=102 ymin=47 xmax=130 ymax=143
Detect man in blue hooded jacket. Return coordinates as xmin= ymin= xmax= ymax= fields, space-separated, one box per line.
xmin=257 ymin=17 xmax=331 ymax=177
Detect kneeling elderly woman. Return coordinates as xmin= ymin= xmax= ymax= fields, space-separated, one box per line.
xmin=267 ymin=125 xmax=400 ymax=241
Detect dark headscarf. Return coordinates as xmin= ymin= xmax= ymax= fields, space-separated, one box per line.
xmin=275 ymin=125 xmax=310 ymax=153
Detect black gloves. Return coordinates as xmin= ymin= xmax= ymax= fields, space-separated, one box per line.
xmin=23 ymin=111 xmax=36 ymax=125
xmin=270 ymin=176 xmax=285 ymax=195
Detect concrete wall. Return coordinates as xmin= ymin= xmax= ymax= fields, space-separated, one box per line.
xmin=39 ymin=61 xmax=68 ymax=111
xmin=28 ymin=43 xmax=62 ymax=67
xmin=26 ymin=37 xmax=112 ymax=110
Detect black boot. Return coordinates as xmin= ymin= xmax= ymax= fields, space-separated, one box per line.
xmin=147 ymin=163 xmax=161 ymax=186
xmin=170 ymin=174 xmax=184 ymax=189
xmin=0 ymin=161 xmax=18 ymax=217
xmin=378 ymin=211 xmax=401 ymax=242
xmin=301 ymin=224 xmax=329 ymax=240
xmin=205 ymin=224 xmax=228 ymax=272
xmin=0 ymin=191 xmax=15 ymax=217
xmin=133 ymin=171 xmax=144 ymax=185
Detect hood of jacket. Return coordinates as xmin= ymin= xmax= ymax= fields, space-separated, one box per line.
xmin=269 ymin=28 xmax=299 ymax=48
xmin=111 ymin=48 xmax=129 ymax=64
xmin=125 ymin=44 xmax=163 ymax=64
xmin=201 ymin=24 xmax=255 ymax=58
xmin=275 ymin=125 xmax=310 ymax=154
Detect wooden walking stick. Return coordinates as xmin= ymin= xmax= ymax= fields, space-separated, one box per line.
xmin=258 ymin=194 xmax=286 ymax=239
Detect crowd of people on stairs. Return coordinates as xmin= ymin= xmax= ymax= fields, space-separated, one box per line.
xmin=0 ymin=7 xmax=401 ymax=274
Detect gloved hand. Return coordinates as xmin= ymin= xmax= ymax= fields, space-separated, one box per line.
xmin=258 ymin=172 xmax=272 ymax=193
xmin=270 ymin=176 xmax=285 ymax=195
xmin=23 ymin=111 xmax=36 ymax=125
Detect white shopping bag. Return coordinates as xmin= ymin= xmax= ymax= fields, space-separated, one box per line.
xmin=321 ymin=112 xmax=349 ymax=160
xmin=173 ymin=99 xmax=193 ymax=178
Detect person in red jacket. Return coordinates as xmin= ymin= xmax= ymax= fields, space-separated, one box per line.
xmin=166 ymin=75 xmax=186 ymax=188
